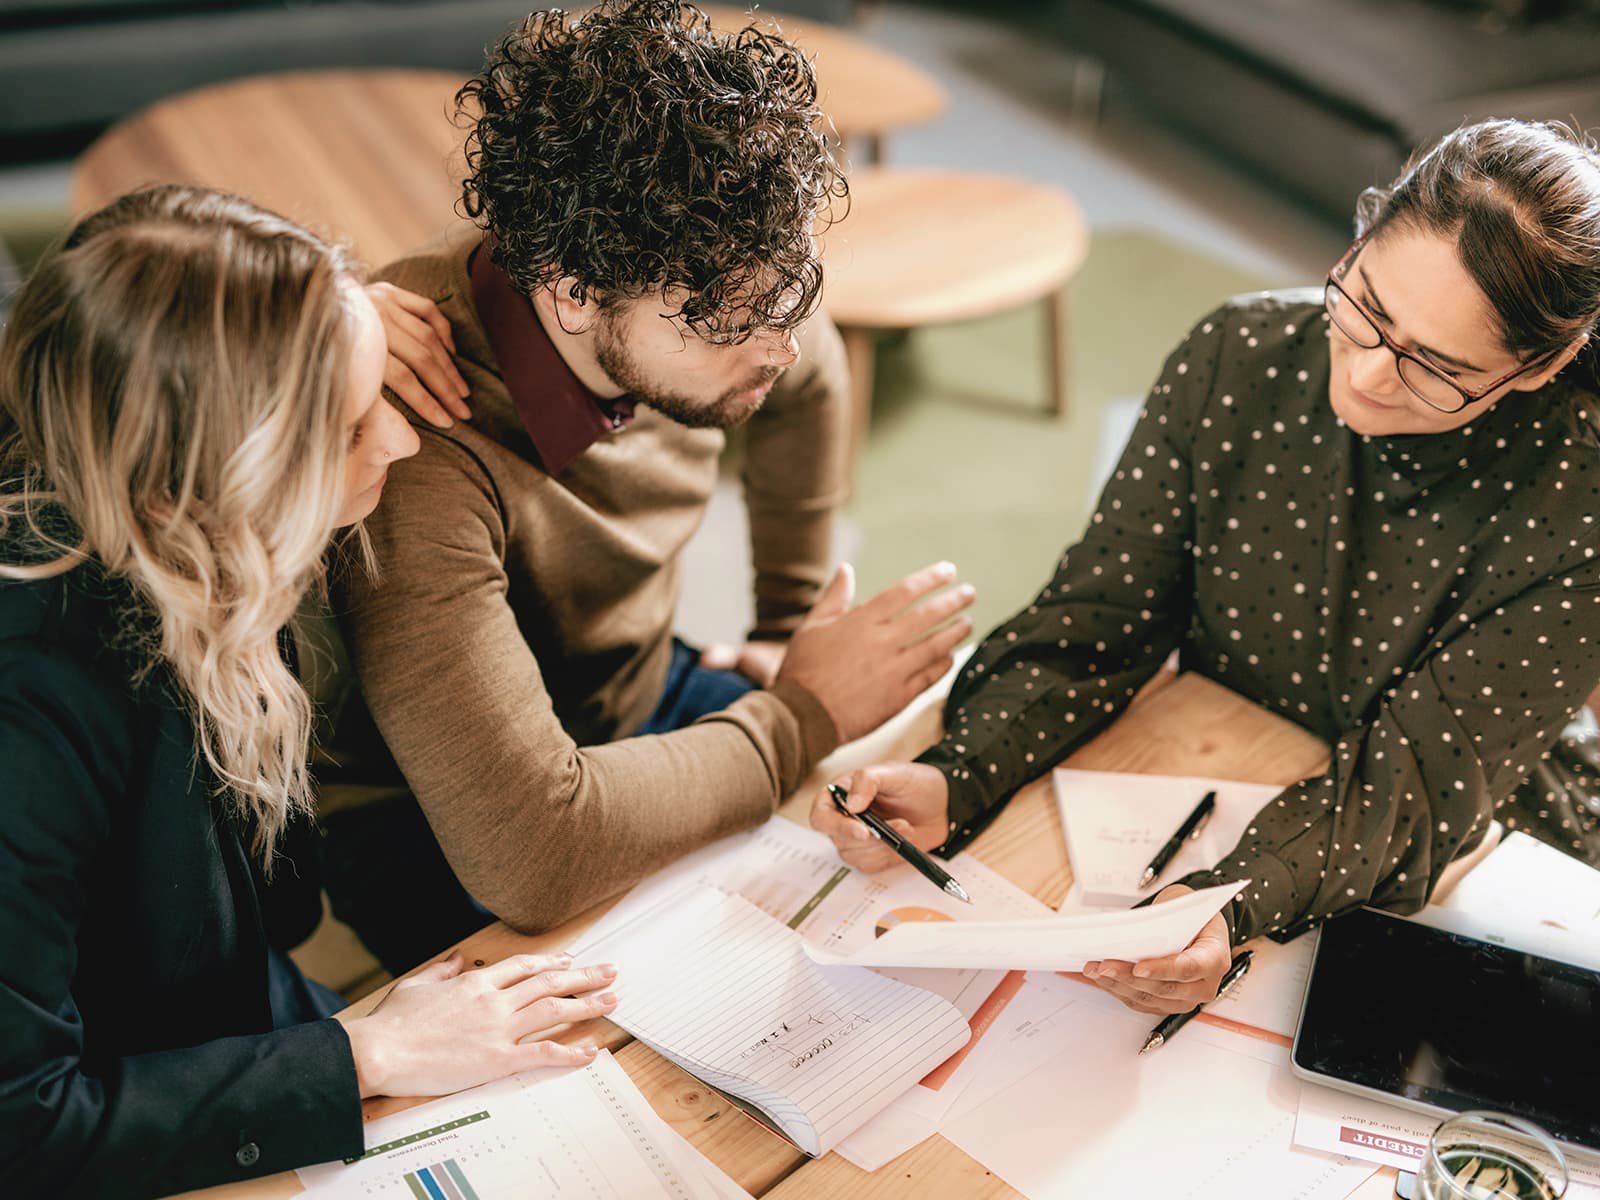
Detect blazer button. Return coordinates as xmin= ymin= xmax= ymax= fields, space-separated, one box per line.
xmin=235 ymin=1142 xmax=261 ymax=1168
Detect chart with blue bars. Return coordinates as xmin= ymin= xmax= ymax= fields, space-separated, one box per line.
xmin=292 ymin=1052 xmax=716 ymax=1198
xmin=402 ymin=1157 xmax=479 ymax=1200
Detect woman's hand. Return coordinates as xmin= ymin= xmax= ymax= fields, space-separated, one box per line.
xmin=340 ymin=951 xmax=618 ymax=1098
xmin=1081 ymin=884 xmax=1232 ymax=1015
xmin=365 ymin=282 xmax=472 ymax=429
xmin=809 ymin=763 xmax=951 ymax=872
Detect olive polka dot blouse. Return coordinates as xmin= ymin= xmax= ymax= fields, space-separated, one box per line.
xmin=920 ymin=290 xmax=1600 ymax=944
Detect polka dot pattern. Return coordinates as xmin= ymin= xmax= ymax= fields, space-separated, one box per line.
xmin=919 ymin=293 xmax=1600 ymax=943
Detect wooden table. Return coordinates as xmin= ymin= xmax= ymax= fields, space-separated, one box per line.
xmin=164 ymin=671 xmax=1402 ymax=1200
xmin=71 ymin=14 xmax=943 ymax=265
xmin=698 ymin=5 xmax=946 ymax=164
xmin=72 ymin=70 xmax=472 ymax=271
xmin=819 ymin=168 xmax=1090 ymax=462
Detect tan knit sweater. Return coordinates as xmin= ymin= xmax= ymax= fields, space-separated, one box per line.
xmin=333 ymin=223 xmax=850 ymax=931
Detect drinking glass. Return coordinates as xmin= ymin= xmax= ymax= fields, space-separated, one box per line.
xmin=1418 ymin=1111 xmax=1569 ymax=1200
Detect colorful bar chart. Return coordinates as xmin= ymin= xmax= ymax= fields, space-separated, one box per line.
xmin=402 ymin=1157 xmax=480 ymax=1200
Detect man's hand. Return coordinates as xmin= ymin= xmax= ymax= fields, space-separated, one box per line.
xmin=366 ymin=282 xmax=472 ymax=428
xmin=699 ymin=640 xmax=786 ymax=688
xmin=1081 ymin=883 xmax=1233 ymax=1015
xmin=775 ymin=562 xmax=975 ymax=744
xmin=809 ymin=763 xmax=951 ymax=872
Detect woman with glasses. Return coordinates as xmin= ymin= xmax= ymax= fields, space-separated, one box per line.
xmin=0 ymin=186 xmax=618 ymax=1197
xmin=811 ymin=117 xmax=1600 ymax=1015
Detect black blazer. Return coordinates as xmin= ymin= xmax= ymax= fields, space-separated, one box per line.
xmin=0 ymin=560 xmax=363 ymax=1198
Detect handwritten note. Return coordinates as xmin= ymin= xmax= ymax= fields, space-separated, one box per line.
xmin=1053 ymin=768 xmax=1281 ymax=907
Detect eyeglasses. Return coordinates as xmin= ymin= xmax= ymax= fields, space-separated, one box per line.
xmin=1323 ymin=240 xmax=1555 ymax=414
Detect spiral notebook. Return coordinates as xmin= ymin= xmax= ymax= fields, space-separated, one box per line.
xmin=578 ymin=884 xmax=972 ymax=1157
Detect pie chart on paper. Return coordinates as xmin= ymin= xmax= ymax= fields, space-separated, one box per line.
xmin=874 ymin=906 xmax=955 ymax=939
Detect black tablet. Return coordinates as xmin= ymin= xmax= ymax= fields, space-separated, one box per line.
xmin=1289 ymin=906 xmax=1600 ymax=1153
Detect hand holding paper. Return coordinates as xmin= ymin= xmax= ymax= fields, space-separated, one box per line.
xmin=801 ymin=880 xmax=1247 ymax=972
xmin=1082 ymin=882 xmax=1237 ymax=1016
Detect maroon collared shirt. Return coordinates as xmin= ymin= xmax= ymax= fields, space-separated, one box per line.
xmin=468 ymin=240 xmax=635 ymax=475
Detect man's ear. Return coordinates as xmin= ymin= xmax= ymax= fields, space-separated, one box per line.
xmin=536 ymin=275 xmax=600 ymax=336
xmin=1513 ymin=331 xmax=1589 ymax=392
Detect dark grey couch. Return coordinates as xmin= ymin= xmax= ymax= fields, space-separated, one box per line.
xmin=1037 ymin=0 xmax=1600 ymax=221
xmin=0 ymin=0 xmax=855 ymax=155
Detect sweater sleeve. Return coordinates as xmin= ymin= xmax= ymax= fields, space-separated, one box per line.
xmin=918 ymin=308 xmax=1228 ymax=853
xmin=0 ymin=645 xmax=363 ymax=1199
xmin=741 ymin=312 xmax=852 ymax=639
xmin=1178 ymin=564 xmax=1600 ymax=943
xmin=338 ymin=432 xmax=839 ymax=933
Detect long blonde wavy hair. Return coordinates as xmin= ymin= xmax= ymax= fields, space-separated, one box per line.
xmin=0 ymin=185 xmax=362 ymax=866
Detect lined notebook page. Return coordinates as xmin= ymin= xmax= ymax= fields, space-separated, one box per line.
xmin=584 ymin=885 xmax=970 ymax=1157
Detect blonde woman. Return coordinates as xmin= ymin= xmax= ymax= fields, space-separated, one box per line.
xmin=0 ymin=186 xmax=618 ymax=1198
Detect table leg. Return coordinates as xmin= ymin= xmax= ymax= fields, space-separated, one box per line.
xmin=850 ymin=131 xmax=884 ymax=167
xmin=1046 ymin=287 xmax=1070 ymax=418
xmin=1069 ymin=57 xmax=1106 ymax=125
xmin=841 ymin=326 xmax=877 ymax=478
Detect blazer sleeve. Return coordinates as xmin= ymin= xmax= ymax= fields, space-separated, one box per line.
xmin=0 ymin=643 xmax=363 ymax=1199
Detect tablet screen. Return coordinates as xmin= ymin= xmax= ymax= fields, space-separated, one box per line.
xmin=1292 ymin=907 xmax=1600 ymax=1151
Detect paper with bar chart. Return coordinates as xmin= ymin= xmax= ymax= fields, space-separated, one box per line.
xmin=295 ymin=1050 xmax=750 ymax=1199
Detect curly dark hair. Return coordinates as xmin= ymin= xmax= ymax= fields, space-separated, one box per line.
xmin=457 ymin=0 xmax=848 ymax=342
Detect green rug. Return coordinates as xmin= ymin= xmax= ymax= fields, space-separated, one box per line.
xmin=848 ymin=227 xmax=1281 ymax=641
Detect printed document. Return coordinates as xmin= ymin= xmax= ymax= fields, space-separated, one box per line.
xmin=941 ymin=978 xmax=1376 ymax=1200
xmin=802 ymin=879 xmax=1246 ymax=971
xmin=1294 ymin=1085 xmax=1600 ymax=1197
xmin=295 ymin=1050 xmax=750 ymax=1199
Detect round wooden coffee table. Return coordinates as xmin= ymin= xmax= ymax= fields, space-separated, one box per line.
xmin=71 ymin=13 xmax=944 ymax=265
xmin=72 ymin=69 xmax=472 ymax=269
xmin=700 ymin=5 xmax=945 ymax=163
xmin=820 ymin=168 xmax=1090 ymax=454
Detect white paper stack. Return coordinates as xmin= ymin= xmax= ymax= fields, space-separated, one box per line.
xmin=1410 ymin=830 xmax=1600 ymax=970
xmin=1051 ymin=767 xmax=1280 ymax=909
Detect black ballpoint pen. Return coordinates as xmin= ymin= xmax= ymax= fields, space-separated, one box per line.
xmin=1137 ymin=789 xmax=1217 ymax=889
xmin=1139 ymin=949 xmax=1253 ymax=1054
xmin=827 ymin=783 xmax=972 ymax=904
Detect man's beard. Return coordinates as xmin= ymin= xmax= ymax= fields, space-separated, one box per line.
xmin=593 ymin=318 xmax=781 ymax=430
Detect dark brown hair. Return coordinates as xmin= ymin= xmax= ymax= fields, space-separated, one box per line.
xmin=1356 ymin=119 xmax=1600 ymax=369
xmin=457 ymin=0 xmax=846 ymax=343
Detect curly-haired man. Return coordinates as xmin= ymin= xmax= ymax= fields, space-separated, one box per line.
xmin=322 ymin=0 xmax=974 ymax=971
